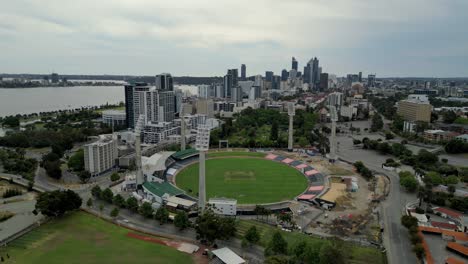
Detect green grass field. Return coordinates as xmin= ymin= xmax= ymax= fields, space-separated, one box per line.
xmin=0 ymin=212 xmax=193 ymax=264
xmin=176 ymin=158 xmax=308 ymax=204
xmin=207 ymin=151 xmax=266 ymax=158
xmin=237 ymin=220 xmax=386 ymax=264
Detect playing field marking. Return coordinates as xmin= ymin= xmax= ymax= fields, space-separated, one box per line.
xmin=224 ymin=171 xmax=256 ymax=181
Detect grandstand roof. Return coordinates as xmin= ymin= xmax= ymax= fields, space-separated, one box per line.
xmin=142 ymin=181 xmax=184 ymax=197
xmin=171 ymin=148 xmax=199 ymax=160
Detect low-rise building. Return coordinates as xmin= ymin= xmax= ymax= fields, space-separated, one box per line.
xmin=102 ymin=110 xmax=126 ymax=127
xmin=423 ymin=130 xmax=459 ymax=142
xmin=208 ymin=198 xmax=237 ymax=216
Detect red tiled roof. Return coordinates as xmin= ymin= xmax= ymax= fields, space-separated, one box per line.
xmin=447 ymin=242 xmax=468 ymax=256
xmin=445 ymin=256 xmax=466 ymax=264
xmin=431 ymin=221 xmax=458 ymax=230
xmin=434 ymin=207 xmax=464 ymax=219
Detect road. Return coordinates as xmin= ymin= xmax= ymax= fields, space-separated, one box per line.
xmin=335 ymin=123 xmax=418 ymax=264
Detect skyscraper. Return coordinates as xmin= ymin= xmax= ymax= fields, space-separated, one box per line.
xmin=124 ymin=82 xmax=150 ymax=128
xmin=223 ymin=73 xmax=232 ymax=98
xmin=358 ymin=72 xmax=362 ymax=82
xmin=292 ymin=57 xmax=298 ymax=71
xmin=231 ymin=86 xmax=242 ymax=102
xmin=155 ymin=73 xmax=174 ymax=91
xmin=265 ymin=71 xmax=274 ymax=82
xmin=303 ymin=65 xmax=310 ymax=84
xmin=368 ymin=74 xmax=376 ymax=87
xmin=273 ymin=75 xmax=281 ymax=90
xmin=311 ymin=57 xmax=320 ymax=89
xmin=241 ymin=64 xmax=246 ymax=81
xmin=320 ymin=73 xmax=329 ymax=91
xmin=228 ymin=69 xmax=238 ymax=87
xmin=281 ymin=69 xmax=289 ymax=81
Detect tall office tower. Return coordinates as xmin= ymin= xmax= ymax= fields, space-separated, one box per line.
xmin=125 ymin=84 xmax=135 ymax=128
xmin=310 ymin=57 xmax=320 ymax=89
xmin=292 ymin=57 xmax=298 ymax=71
xmin=51 ymin=73 xmax=60 ymax=83
xmin=152 ymin=90 xmax=176 ymax=123
xmin=358 ymin=72 xmax=362 ymax=82
xmin=241 ymin=64 xmax=246 ymax=81
xmin=367 ymin=74 xmax=376 ymax=87
xmin=289 ymin=69 xmax=297 ymax=80
xmin=265 ymin=71 xmax=274 ymax=82
xmin=320 ymin=73 xmax=329 ymax=91
xmin=273 ymin=75 xmax=281 ymax=90
xmin=223 ymin=73 xmax=232 ymax=98
xmin=249 ymin=86 xmax=261 ymax=101
xmin=215 ymin=83 xmax=224 ymax=98
xmin=303 ymin=65 xmax=310 ymax=84
xmin=281 ymin=69 xmax=289 ymax=81
xmin=228 ymin=69 xmax=238 ymax=87
xmin=155 ymin=73 xmax=174 ymax=91
xmin=231 ymin=86 xmax=242 ymax=102
xmin=254 ymin=75 xmax=263 ymax=87
xmin=198 ymin=85 xmax=211 ymax=98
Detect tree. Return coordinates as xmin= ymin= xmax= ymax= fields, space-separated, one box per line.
xmin=416 ymin=149 xmax=438 ymax=165
xmin=244 ymin=226 xmax=260 ymax=246
xmin=101 ymin=188 xmax=114 ymax=203
xmin=43 ymin=159 xmax=62 ymax=179
xmin=110 ymin=172 xmax=120 ymax=182
xmin=67 ymin=149 xmax=84 ymax=171
xmin=413 ymin=243 xmax=425 ymax=260
xmin=126 ymin=197 xmax=139 ymax=212
xmin=385 ymin=132 xmax=394 ymax=140
xmin=99 ymin=204 xmax=104 ymax=214
xmin=424 ymin=171 xmax=443 ymax=185
xmin=266 ymin=231 xmax=288 ymax=256
xmin=2 ymin=116 xmax=20 ymax=127
xmin=442 ymin=110 xmax=457 ymax=124
xmin=401 ymin=215 xmax=418 ymax=229
xmin=112 ymin=194 xmax=126 ymax=208
xmin=399 ymin=171 xmax=418 ymax=192
xmin=195 ymin=209 xmax=237 ymax=244
xmin=154 ymin=206 xmax=169 ymax=225
xmin=86 ymin=198 xmax=93 ymax=207
xmin=91 ymin=185 xmax=102 ymax=198
xmin=110 ymin=207 xmax=119 ymax=218
xmin=35 ymin=190 xmax=82 ymax=217
xmin=445 ymin=175 xmax=459 ymax=185
xmin=277 ymin=212 xmax=293 ymax=225
xmin=78 ymin=170 xmax=91 ymax=184
xmin=319 ymin=242 xmax=345 ymax=264
xmin=174 ymin=211 xmax=190 ymax=230
xmin=270 ymin=121 xmax=279 ymax=141
xmin=371 ymin=113 xmax=384 ymax=132
xmin=139 ymin=202 xmax=153 ymax=218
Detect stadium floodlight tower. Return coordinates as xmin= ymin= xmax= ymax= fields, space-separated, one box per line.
xmin=134 ymin=115 xmax=145 ymax=189
xmin=329 ymin=106 xmax=338 ymax=162
xmin=180 ymin=103 xmax=187 ymax=151
xmin=195 ymin=124 xmax=210 ymax=212
xmin=287 ymin=102 xmax=295 ymax=152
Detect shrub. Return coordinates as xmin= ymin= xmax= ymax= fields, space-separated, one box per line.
xmin=2 ymin=188 xmax=22 ymax=198
xmin=110 ymin=172 xmax=120 ymax=182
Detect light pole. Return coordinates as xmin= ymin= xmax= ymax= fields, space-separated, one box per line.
xmin=195 ymin=124 xmax=210 ymax=212
xmin=288 ymin=102 xmax=295 ymax=152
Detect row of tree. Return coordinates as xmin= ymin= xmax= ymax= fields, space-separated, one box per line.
xmin=400 ymin=215 xmax=425 ymax=260
xmin=0 ymin=148 xmax=37 ymax=181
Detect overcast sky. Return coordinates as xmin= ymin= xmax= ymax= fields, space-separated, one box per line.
xmin=1 ymin=0 xmax=467 ymax=77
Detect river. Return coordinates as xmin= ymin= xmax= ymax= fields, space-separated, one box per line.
xmin=0 ymin=85 xmax=198 ymax=117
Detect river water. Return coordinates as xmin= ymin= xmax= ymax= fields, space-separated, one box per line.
xmin=0 ymin=85 xmax=198 ymax=117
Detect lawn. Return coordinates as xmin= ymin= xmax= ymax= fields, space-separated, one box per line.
xmin=0 ymin=212 xmax=193 ymax=264
xmin=237 ymin=220 xmax=386 ymax=264
xmin=176 ymin=158 xmax=308 ymax=204
xmin=207 ymin=151 xmax=266 ymax=158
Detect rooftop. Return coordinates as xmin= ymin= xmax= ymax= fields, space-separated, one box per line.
xmin=142 ymin=181 xmax=184 ymax=198
xmin=211 ymin=247 xmax=245 ymax=264
xmin=171 ymin=148 xmax=199 ymax=160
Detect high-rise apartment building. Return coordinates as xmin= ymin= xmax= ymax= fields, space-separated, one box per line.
xmin=320 ymin=73 xmax=329 ymax=91
xmin=84 ymin=134 xmax=118 ymax=176
xmin=198 ymin=85 xmax=211 ymax=98
xmin=223 ymin=73 xmax=232 ymax=98
xmin=327 ymin=92 xmax=344 ymax=110
xmin=231 ymin=86 xmax=242 ymax=102
xmin=155 ymin=73 xmax=174 ymax=91
xmin=367 ymin=74 xmax=376 ymax=87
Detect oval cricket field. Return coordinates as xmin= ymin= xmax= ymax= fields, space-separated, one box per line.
xmin=175 ymin=157 xmax=308 ymax=204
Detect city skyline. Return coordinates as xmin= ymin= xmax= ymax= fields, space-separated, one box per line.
xmin=1 ymin=0 xmax=468 ymax=77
